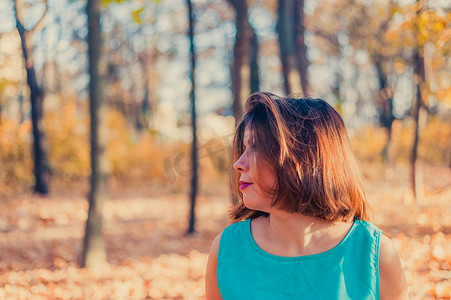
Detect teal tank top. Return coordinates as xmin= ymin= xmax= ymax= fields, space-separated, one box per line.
xmin=217 ymin=219 xmax=382 ymax=299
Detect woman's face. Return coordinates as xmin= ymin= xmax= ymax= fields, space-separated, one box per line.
xmin=233 ymin=126 xmax=277 ymax=212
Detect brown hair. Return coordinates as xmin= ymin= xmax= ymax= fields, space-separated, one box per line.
xmin=230 ymin=92 xmax=370 ymax=222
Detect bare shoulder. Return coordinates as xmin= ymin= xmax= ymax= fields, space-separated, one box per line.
xmin=205 ymin=232 xmax=223 ymax=300
xmin=209 ymin=232 xmax=222 ymax=257
xmin=379 ymin=234 xmax=408 ymax=300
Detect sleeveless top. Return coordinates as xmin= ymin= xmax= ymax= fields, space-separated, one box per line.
xmin=217 ymin=219 xmax=382 ymax=300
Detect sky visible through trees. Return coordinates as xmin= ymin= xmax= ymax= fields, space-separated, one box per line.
xmin=1 ymin=0 xmax=447 ymax=127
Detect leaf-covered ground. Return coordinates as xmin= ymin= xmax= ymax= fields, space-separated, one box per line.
xmin=0 ymin=164 xmax=450 ymax=299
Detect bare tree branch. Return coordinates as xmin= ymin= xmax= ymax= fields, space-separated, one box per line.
xmin=30 ymin=0 xmax=48 ymax=34
xmin=310 ymin=28 xmax=338 ymax=46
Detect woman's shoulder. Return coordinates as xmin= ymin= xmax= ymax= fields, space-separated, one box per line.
xmin=350 ymin=219 xmax=383 ymax=242
xmin=209 ymin=232 xmax=223 ymax=255
xmin=228 ymin=219 xmax=251 ymax=228
xmin=205 ymin=232 xmax=223 ymax=299
xmin=379 ymin=234 xmax=408 ymax=299
xmin=221 ymin=219 xmax=251 ymax=237
xmin=354 ymin=219 xmax=382 ymax=231
xmin=210 ymin=219 xmax=251 ymax=250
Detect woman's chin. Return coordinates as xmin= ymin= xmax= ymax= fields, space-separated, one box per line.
xmin=243 ymin=198 xmax=267 ymax=212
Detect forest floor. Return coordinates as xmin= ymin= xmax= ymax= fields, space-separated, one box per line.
xmin=0 ymin=163 xmax=450 ymax=299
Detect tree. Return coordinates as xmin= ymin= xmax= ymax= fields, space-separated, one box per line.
xmin=249 ymin=24 xmax=260 ymax=95
xmin=385 ymin=0 xmax=450 ymax=200
xmin=137 ymin=49 xmax=158 ymax=131
xmin=343 ymin=0 xmax=398 ymax=161
xmin=310 ymin=0 xmax=405 ymax=161
xmin=228 ymin=0 xmax=259 ymax=125
xmin=409 ymin=1 xmax=427 ymax=202
xmin=294 ymin=0 xmax=309 ymax=96
xmin=13 ymin=0 xmax=49 ymax=194
xmin=346 ymin=1 xmax=401 ymax=163
xmin=277 ymin=0 xmax=309 ymax=96
xmin=374 ymin=59 xmax=395 ymax=162
xmin=186 ymin=0 xmax=198 ymax=235
xmin=82 ymin=0 xmax=109 ymax=268
xmin=410 ymin=46 xmax=426 ymax=201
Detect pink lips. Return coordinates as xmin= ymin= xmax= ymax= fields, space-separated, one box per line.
xmin=239 ymin=181 xmax=253 ymax=190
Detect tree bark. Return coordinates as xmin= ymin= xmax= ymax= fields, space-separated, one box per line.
xmin=229 ymin=0 xmax=252 ymax=125
xmin=277 ymin=0 xmax=303 ymax=96
xmin=13 ymin=0 xmax=49 ymax=194
xmin=138 ymin=51 xmax=158 ymax=130
xmin=82 ymin=0 xmax=108 ymax=268
xmin=410 ymin=0 xmax=426 ymax=203
xmin=410 ymin=47 xmax=425 ymax=202
xmin=249 ymin=24 xmax=260 ymax=94
xmin=186 ymin=0 xmax=198 ymax=235
xmin=374 ymin=60 xmax=395 ymax=163
xmin=294 ymin=0 xmax=309 ymax=96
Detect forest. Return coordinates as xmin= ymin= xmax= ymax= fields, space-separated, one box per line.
xmin=0 ymin=0 xmax=450 ymax=298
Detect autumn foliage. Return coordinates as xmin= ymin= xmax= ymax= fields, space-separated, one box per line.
xmin=0 ymin=97 xmax=450 ymax=197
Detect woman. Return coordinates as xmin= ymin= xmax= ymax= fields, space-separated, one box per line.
xmin=205 ymin=92 xmax=407 ymax=299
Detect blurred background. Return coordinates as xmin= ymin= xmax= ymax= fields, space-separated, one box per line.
xmin=0 ymin=0 xmax=450 ymax=299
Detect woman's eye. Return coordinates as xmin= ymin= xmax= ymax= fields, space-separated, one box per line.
xmin=243 ymin=143 xmax=256 ymax=152
xmin=245 ymin=145 xmax=257 ymax=153
xmin=247 ymin=144 xmax=256 ymax=150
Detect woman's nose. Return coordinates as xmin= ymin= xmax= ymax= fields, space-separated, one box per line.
xmin=233 ymin=153 xmax=248 ymax=173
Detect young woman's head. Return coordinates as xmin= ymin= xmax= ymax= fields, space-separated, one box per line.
xmin=231 ymin=92 xmax=369 ymax=222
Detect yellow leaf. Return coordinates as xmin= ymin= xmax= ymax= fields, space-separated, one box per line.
xmin=101 ymin=0 xmax=128 ymax=6
xmin=394 ymin=60 xmax=405 ymax=74
xmin=132 ymin=7 xmax=144 ymax=24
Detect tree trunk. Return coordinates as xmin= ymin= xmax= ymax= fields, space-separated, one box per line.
xmin=138 ymin=51 xmax=158 ymax=130
xmin=13 ymin=0 xmax=49 ymax=194
xmin=374 ymin=60 xmax=395 ymax=163
xmin=410 ymin=0 xmax=426 ymax=203
xmin=82 ymin=0 xmax=108 ymax=268
xmin=186 ymin=0 xmax=198 ymax=235
xmin=294 ymin=0 xmax=309 ymax=96
xmin=410 ymin=47 xmax=425 ymax=203
xmin=277 ymin=0 xmax=303 ymax=95
xmin=229 ymin=0 xmax=252 ymax=125
xmin=249 ymin=24 xmax=260 ymax=94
